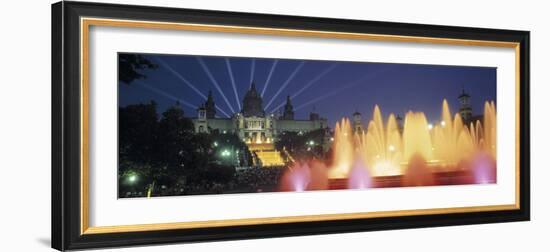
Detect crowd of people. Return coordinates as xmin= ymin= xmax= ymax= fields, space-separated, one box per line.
xmin=126 ymin=167 xmax=286 ymax=197
xmin=232 ymin=167 xmax=284 ymax=193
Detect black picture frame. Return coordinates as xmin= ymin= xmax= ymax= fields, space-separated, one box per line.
xmin=52 ymin=1 xmax=530 ymax=251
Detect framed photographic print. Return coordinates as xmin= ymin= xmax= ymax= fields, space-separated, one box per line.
xmin=52 ymin=1 xmax=530 ymax=251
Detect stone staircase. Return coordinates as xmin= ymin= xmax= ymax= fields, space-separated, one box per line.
xmin=255 ymin=150 xmax=285 ymax=166
xmin=248 ymin=143 xmax=285 ymax=167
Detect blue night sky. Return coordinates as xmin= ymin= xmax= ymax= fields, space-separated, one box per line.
xmin=119 ymin=53 xmax=496 ymax=127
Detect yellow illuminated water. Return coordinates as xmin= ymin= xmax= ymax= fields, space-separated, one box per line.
xmin=327 ymin=118 xmax=354 ymax=178
xmin=327 ymin=99 xmax=497 ymax=178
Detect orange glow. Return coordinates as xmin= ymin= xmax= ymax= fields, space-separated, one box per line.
xmin=327 ymin=99 xmax=497 ymax=179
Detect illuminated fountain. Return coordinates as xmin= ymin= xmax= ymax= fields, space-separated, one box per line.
xmin=327 ymin=118 xmax=354 ymax=178
xmin=471 ymin=152 xmax=497 ymax=184
xmin=280 ymin=99 xmax=497 ymax=192
xmin=402 ymin=153 xmax=435 ymax=186
xmin=483 ymin=101 xmax=497 ymax=159
xmin=402 ymin=110 xmax=434 ymax=165
xmin=279 ymin=162 xmax=311 ymax=192
xmin=307 ymin=159 xmax=329 ymax=190
xmin=280 ymin=160 xmax=329 ymax=191
xmin=432 ymin=100 xmax=475 ymax=167
xmin=347 ymin=158 xmax=372 ymax=189
xmin=359 ymin=106 xmax=402 ymax=176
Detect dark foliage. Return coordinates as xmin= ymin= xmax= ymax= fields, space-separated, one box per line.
xmin=118 ymin=103 xmax=255 ymax=197
xmin=118 ymin=101 xmax=159 ymax=165
xmin=275 ymin=128 xmax=326 ymax=161
xmin=119 ymin=53 xmax=157 ymax=84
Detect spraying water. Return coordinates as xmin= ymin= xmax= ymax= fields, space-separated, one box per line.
xmin=281 ymin=99 xmax=497 ymax=192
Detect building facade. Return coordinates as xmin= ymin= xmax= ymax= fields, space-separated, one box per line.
xmin=458 ymin=88 xmax=473 ymax=122
xmin=192 ymin=82 xmax=328 ymax=145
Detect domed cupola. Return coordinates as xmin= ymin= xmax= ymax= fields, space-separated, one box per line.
xmin=241 ymin=82 xmax=265 ymax=117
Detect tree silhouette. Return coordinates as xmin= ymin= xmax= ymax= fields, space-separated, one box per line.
xmin=118 ymin=101 xmax=159 ymax=197
xmin=275 ymin=128 xmax=326 ymax=161
xmin=119 ymin=53 xmax=157 ymax=84
xmin=119 ymin=101 xmax=159 ymax=164
xmin=155 ymin=105 xmax=196 ymax=186
xmin=118 ymin=103 xmax=265 ymax=197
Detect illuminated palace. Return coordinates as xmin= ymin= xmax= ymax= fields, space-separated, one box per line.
xmin=192 ymin=82 xmax=328 ymax=166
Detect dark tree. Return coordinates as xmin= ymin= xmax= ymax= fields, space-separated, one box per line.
xmin=118 ymin=101 xmax=159 ymax=197
xmin=275 ymin=131 xmax=301 ymax=153
xmin=118 ymin=102 xmax=255 ymax=197
xmin=119 ymin=101 xmax=159 ymax=164
xmin=119 ymin=53 xmax=157 ymax=84
xmin=275 ymin=129 xmax=326 ymax=161
xmin=155 ymin=105 xmax=196 ymax=187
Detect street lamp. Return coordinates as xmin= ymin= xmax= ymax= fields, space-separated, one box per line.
xmin=125 ymin=172 xmax=139 ymax=197
xmin=221 ymin=149 xmax=231 ymax=157
xmin=128 ymin=174 xmax=137 ymax=183
xmin=126 ymin=172 xmax=138 ymax=184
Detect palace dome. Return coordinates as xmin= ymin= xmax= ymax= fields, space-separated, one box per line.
xmin=242 ymin=82 xmax=265 ymax=117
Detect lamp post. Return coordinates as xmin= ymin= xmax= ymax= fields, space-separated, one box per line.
xmin=125 ymin=172 xmax=139 ymax=197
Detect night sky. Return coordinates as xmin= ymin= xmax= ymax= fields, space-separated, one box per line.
xmin=119 ymin=53 xmax=496 ymax=127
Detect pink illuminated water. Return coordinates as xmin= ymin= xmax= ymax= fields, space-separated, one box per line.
xmin=347 ymin=158 xmax=372 ymax=189
xmin=277 ymin=99 xmax=497 ymax=192
xmin=471 ymin=153 xmax=497 ymax=184
xmin=307 ymin=159 xmax=329 ymax=190
xmin=279 ymin=160 xmax=329 ymax=192
xmin=402 ymin=154 xmax=435 ymax=187
xmin=279 ymin=162 xmax=311 ymax=192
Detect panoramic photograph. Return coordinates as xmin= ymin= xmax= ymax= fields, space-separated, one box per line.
xmin=118 ymin=53 xmax=497 ymax=198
